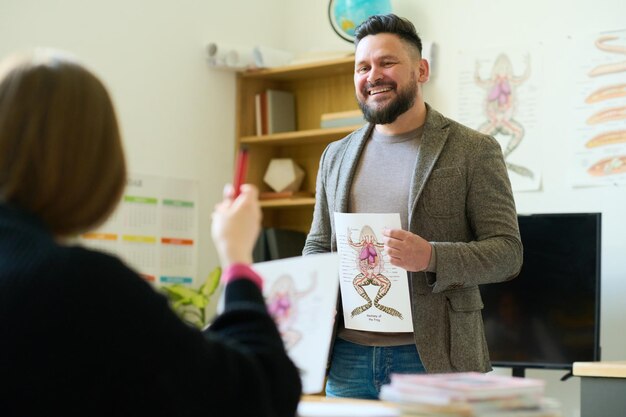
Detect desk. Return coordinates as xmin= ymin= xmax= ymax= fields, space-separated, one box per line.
xmin=573 ymin=361 xmax=626 ymax=417
xmin=299 ymin=395 xmax=399 ymax=416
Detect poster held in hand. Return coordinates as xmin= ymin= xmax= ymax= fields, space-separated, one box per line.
xmin=333 ymin=213 xmax=412 ymax=332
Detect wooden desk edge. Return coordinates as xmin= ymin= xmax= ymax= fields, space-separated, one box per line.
xmin=573 ymin=361 xmax=626 ymax=378
xmin=301 ymin=394 xmax=396 ymax=408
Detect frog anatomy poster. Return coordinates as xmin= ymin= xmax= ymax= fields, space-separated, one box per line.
xmin=333 ymin=213 xmax=412 ymax=333
xmin=251 ymin=252 xmax=339 ymax=394
xmin=457 ymin=46 xmax=544 ymax=192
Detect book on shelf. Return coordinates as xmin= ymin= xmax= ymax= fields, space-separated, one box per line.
xmin=320 ymin=109 xmax=366 ymax=129
xmin=255 ymin=89 xmax=295 ymax=135
xmin=254 ymin=91 xmax=269 ymax=135
xmin=254 ymin=92 xmax=263 ymax=136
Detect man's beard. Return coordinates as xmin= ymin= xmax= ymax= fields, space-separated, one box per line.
xmin=357 ymin=74 xmax=417 ymax=125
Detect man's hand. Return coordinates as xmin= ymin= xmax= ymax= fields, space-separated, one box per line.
xmin=382 ymin=228 xmax=432 ymax=272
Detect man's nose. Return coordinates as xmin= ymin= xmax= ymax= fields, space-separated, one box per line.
xmin=367 ymin=66 xmax=383 ymax=84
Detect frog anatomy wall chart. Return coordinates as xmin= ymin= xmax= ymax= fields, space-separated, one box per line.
xmin=458 ymin=46 xmax=544 ymax=192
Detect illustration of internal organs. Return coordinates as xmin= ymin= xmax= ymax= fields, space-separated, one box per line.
xmin=587 ymin=155 xmax=626 ymax=176
xmin=266 ymin=273 xmax=316 ymax=349
xmin=586 ymin=105 xmax=626 ymax=125
xmin=585 ymin=83 xmax=626 ymax=104
xmin=475 ymin=53 xmax=534 ymax=178
xmin=588 ymin=35 xmax=626 ymax=77
xmin=585 ymin=130 xmax=626 ymax=148
xmin=347 ymin=225 xmax=403 ymax=319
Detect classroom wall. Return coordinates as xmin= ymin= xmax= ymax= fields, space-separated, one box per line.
xmin=0 ymin=0 xmax=283 ymax=277
xmin=279 ymin=1 xmax=626 ymax=416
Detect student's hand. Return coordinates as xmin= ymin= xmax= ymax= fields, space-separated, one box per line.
xmin=211 ymin=184 xmax=262 ymax=267
xmin=382 ymin=228 xmax=432 ymax=272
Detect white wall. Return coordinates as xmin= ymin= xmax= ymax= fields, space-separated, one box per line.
xmin=0 ymin=0 xmax=283 ymax=277
xmin=280 ymin=1 xmax=626 ymax=416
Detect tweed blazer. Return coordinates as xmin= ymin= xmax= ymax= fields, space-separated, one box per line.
xmin=303 ymin=104 xmax=523 ymax=373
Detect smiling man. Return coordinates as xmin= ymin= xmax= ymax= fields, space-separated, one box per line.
xmin=303 ymin=14 xmax=523 ymax=399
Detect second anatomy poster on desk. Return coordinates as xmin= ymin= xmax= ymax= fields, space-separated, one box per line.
xmin=251 ymin=252 xmax=339 ymax=394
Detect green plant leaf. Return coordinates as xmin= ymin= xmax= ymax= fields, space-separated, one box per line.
xmin=162 ymin=285 xmax=197 ymax=303
xmin=200 ymin=266 xmax=221 ymax=298
xmin=160 ymin=286 xmax=185 ymax=302
xmin=160 ymin=267 xmax=221 ymax=328
xmin=189 ymin=292 xmax=208 ymax=309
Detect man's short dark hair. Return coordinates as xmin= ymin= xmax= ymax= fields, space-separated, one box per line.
xmin=354 ymin=14 xmax=422 ymax=56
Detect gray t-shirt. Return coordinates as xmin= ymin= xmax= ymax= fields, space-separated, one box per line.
xmin=339 ymin=125 xmax=424 ymax=347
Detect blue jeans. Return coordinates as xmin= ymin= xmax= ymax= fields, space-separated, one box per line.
xmin=325 ymin=338 xmax=426 ymax=399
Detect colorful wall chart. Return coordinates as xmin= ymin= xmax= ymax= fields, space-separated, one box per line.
xmin=570 ymin=28 xmax=626 ymax=187
xmin=79 ymin=174 xmax=199 ymax=287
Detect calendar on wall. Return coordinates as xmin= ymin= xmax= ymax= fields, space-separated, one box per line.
xmin=79 ymin=174 xmax=199 ymax=287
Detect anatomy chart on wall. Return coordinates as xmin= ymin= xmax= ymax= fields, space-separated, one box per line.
xmin=333 ymin=213 xmax=412 ymax=333
xmin=458 ymin=47 xmax=544 ymax=191
xmin=570 ymin=29 xmax=626 ymax=187
xmin=78 ymin=174 xmax=199 ymax=287
xmin=251 ymin=253 xmax=339 ymax=394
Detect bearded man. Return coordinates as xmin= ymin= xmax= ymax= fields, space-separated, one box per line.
xmin=303 ymin=13 xmax=523 ymax=399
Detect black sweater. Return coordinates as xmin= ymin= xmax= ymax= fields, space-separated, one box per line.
xmin=0 ymin=204 xmax=301 ymax=417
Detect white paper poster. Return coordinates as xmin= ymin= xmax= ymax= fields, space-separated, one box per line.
xmin=333 ymin=213 xmax=412 ymax=333
xmin=570 ymin=28 xmax=626 ymax=187
xmin=78 ymin=174 xmax=199 ymax=287
xmin=457 ymin=46 xmax=544 ymax=191
xmin=251 ymin=253 xmax=340 ymax=394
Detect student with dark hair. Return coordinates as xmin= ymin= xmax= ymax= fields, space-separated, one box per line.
xmin=304 ymin=14 xmax=522 ymax=399
xmin=0 ymin=50 xmax=301 ymax=417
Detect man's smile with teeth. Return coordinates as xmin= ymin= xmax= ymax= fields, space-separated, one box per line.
xmin=368 ymin=87 xmax=393 ymax=95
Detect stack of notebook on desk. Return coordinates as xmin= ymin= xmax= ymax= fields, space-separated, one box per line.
xmin=379 ymin=372 xmax=561 ymax=416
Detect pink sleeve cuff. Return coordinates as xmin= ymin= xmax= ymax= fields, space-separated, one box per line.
xmin=221 ymin=263 xmax=263 ymax=290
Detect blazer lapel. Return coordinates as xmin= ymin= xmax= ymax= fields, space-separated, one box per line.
xmin=409 ymin=104 xmax=450 ymax=219
xmin=333 ymin=124 xmax=374 ymax=213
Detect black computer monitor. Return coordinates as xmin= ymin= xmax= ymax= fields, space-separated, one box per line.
xmin=481 ymin=213 xmax=602 ymax=374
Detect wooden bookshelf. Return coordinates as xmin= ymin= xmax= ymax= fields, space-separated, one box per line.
xmin=235 ymin=56 xmax=358 ymax=233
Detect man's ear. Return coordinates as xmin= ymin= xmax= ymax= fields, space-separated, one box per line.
xmin=418 ymin=58 xmax=430 ymax=83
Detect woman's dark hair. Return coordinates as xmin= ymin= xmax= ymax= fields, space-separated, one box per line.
xmin=0 ymin=50 xmax=127 ymax=236
xmin=354 ymin=14 xmax=422 ymax=56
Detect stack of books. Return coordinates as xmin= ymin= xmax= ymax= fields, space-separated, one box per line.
xmin=379 ymin=372 xmax=561 ymax=416
xmin=255 ymin=89 xmax=296 ymax=135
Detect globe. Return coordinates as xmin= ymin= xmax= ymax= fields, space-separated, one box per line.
xmin=328 ymin=0 xmax=393 ymax=43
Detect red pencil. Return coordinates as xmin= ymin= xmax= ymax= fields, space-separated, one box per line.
xmin=232 ymin=146 xmax=249 ymax=198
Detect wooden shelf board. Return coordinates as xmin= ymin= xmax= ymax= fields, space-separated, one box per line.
xmin=260 ymin=197 xmax=316 ymax=208
xmin=239 ymin=56 xmax=355 ymax=80
xmin=240 ymin=125 xmax=364 ymax=146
